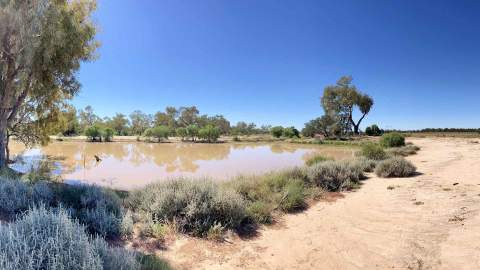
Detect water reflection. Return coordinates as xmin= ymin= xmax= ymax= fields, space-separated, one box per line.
xmin=10 ymin=141 xmax=355 ymax=190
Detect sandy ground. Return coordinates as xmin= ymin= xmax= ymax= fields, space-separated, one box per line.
xmin=151 ymin=138 xmax=480 ymax=270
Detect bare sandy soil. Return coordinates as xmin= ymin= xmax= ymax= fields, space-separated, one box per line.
xmin=154 ymin=138 xmax=480 ymax=270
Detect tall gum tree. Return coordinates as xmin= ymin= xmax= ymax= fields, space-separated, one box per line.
xmin=321 ymin=76 xmax=373 ymax=135
xmin=0 ymin=0 xmax=98 ymax=168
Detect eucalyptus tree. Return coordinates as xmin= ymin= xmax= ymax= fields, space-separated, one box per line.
xmin=321 ymin=76 xmax=373 ymax=135
xmin=0 ymin=0 xmax=98 ymax=168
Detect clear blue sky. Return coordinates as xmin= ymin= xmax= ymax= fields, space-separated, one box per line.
xmin=75 ymin=0 xmax=480 ymax=130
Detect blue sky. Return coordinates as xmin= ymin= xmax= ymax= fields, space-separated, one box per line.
xmin=75 ymin=0 xmax=480 ymax=130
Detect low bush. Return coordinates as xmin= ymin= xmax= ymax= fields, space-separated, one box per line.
xmin=270 ymin=126 xmax=284 ymax=138
xmin=127 ymin=179 xmax=247 ymax=236
xmin=307 ymin=160 xmax=364 ymax=191
xmin=305 ymin=155 xmax=333 ymax=166
xmin=375 ymin=157 xmax=417 ymax=178
xmin=347 ymin=157 xmax=377 ymax=173
xmin=387 ymin=145 xmax=420 ymax=157
xmin=279 ymin=179 xmax=306 ymax=211
xmin=0 ymin=206 xmax=139 ymax=270
xmin=144 ymin=126 xmax=170 ymax=142
xmin=0 ymin=179 xmax=53 ymax=217
xmin=103 ymin=128 xmax=115 ymax=142
xmin=359 ymin=143 xmax=387 ymax=160
xmin=365 ymin=124 xmax=383 ymax=136
xmin=283 ymin=127 xmax=300 ymax=138
xmin=380 ymin=132 xmax=406 ymax=148
xmin=246 ymin=201 xmax=273 ymax=224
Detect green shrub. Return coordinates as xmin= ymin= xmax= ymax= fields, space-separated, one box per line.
xmin=359 ymin=143 xmax=387 ymax=160
xmin=128 ymin=179 xmax=247 ymax=236
xmin=365 ymin=124 xmax=383 ymax=136
xmin=198 ymin=125 xmax=221 ymax=143
xmin=104 ymin=128 xmax=115 ymax=142
xmin=246 ymin=201 xmax=273 ymax=224
xmin=380 ymin=132 xmax=406 ymax=147
xmin=186 ymin=124 xmax=199 ymax=141
xmin=305 ymin=155 xmax=333 ymax=166
xmin=138 ymin=254 xmax=172 ymax=270
xmin=375 ymin=157 xmax=417 ymax=178
xmin=0 ymin=206 xmax=139 ymax=270
xmin=283 ymin=127 xmax=300 ymax=138
xmin=279 ymin=179 xmax=306 ymax=212
xmin=270 ymin=126 xmax=284 ymax=138
xmin=85 ymin=125 xmax=103 ymax=142
xmin=0 ymin=179 xmax=53 ymax=217
xmin=176 ymin=127 xmax=188 ymax=140
xmin=144 ymin=126 xmax=170 ymax=142
xmin=307 ymin=161 xmax=364 ymax=191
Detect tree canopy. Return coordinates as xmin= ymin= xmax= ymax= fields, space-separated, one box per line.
xmin=0 ymin=0 xmax=98 ymax=167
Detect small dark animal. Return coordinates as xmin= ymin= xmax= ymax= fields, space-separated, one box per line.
xmin=94 ymin=155 xmax=102 ymax=162
xmin=453 ymin=182 xmax=459 ymax=186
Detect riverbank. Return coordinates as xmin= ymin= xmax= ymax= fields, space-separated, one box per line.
xmin=153 ymin=137 xmax=480 ymax=269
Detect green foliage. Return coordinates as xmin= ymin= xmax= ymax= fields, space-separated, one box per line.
xmin=280 ymin=179 xmax=306 ymax=212
xmin=305 ymin=155 xmax=333 ymax=166
xmin=130 ymin=110 xmax=152 ymax=135
xmin=380 ymin=132 xmax=406 ymax=147
xmin=283 ymin=127 xmax=300 ymax=138
xmin=302 ymin=115 xmax=337 ymax=138
xmin=85 ymin=125 xmax=103 ymax=142
xmin=246 ymin=201 xmax=273 ymax=224
xmin=175 ymin=127 xmax=188 ymax=140
xmin=128 ymin=179 xmax=247 ymax=236
xmin=271 ymin=126 xmax=284 ymax=138
xmin=365 ymin=124 xmax=383 ymax=136
xmin=138 ymin=254 xmax=173 ymax=270
xmin=359 ymin=143 xmax=388 ymax=160
xmin=0 ymin=0 xmax=98 ymax=168
xmin=186 ymin=124 xmax=200 ymax=141
xmin=103 ymin=128 xmax=115 ymax=142
xmin=198 ymin=125 xmax=221 ymax=143
xmin=375 ymin=157 xmax=417 ymax=178
xmin=144 ymin=126 xmax=170 ymax=142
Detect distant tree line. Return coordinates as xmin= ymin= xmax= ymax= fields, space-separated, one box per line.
xmin=52 ymin=105 xmax=285 ymax=142
xmin=386 ymin=128 xmax=480 ymax=133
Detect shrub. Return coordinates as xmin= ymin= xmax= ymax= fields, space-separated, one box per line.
xmin=186 ymin=125 xmax=199 ymax=141
xmin=176 ymin=127 xmax=188 ymax=140
xmin=375 ymin=157 xmax=417 ymax=178
xmin=270 ymin=126 xmax=284 ymax=138
xmin=279 ymin=179 xmax=306 ymax=212
xmin=305 ymin=155 xmax=333 ymax=166
xmin=380 ymin=132 xmax=405 ymax=148
xmin=144 ymin=126 xmax=170 ymax=142
xmin=246 ymin=201 xmax=273 ymax=224
xmin=283 ymin=127 xmax=300 ymax=138
xmin=85 ymin=125 xmax=103 ymax=142
xmin=359 ymin=143 xmax=387 ymax=160
xmin=128 ymin=179 xmax=247 ymax=236
xmin=307 ymin=161 xmax=364 ymax=191
xmin=55 ymin=184 xmax=128 ymax=239
xmin=198 ymin=125 xmax=221 ymax=143
xmin=0 ymin=179 xmax=53 ymax=217
xmin=138 ymin=254 xmax=172 ymax=270
xmin=0 ymin=206 xmax=139 ymax=270
xmin=365 ymin=124 xmax=383 ymax=136
xmin=387 ymin=145 xmax=420 ymax=157
xmin=347 ymin=157 xmax=377 ymax=173
xmin=104 ymin=128 xmax=115 ymax=142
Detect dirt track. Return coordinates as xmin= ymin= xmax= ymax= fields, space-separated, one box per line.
xmin=159 ymin=138 xmax=480 ymax=270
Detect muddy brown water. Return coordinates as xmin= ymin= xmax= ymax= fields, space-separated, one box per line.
xmin=9 ymin=141 xmax=356 ymax=190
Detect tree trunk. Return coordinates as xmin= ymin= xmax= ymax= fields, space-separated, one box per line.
xmin=0 ymin=120 xmax=7 ymax=169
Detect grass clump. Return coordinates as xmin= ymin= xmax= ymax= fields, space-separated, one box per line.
xmin=380 ymin=132 xmax=406 ymax=148
xmin=387 ymin=145 xmax=420 ymax=157
xmin=305 ymin=155 xmax=333 ymax=166
xmin=375 ymin=157 xmax=417 ymax=178
xmin=359 ymin=143 xmax=387 ymax=160
xmin=0 ymin=206 xmax=140 ymax=270
xmin=307 ymin=160 xmax=364 ymax=191
xmin=127 ymin=179 xmax=247 ymax=237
